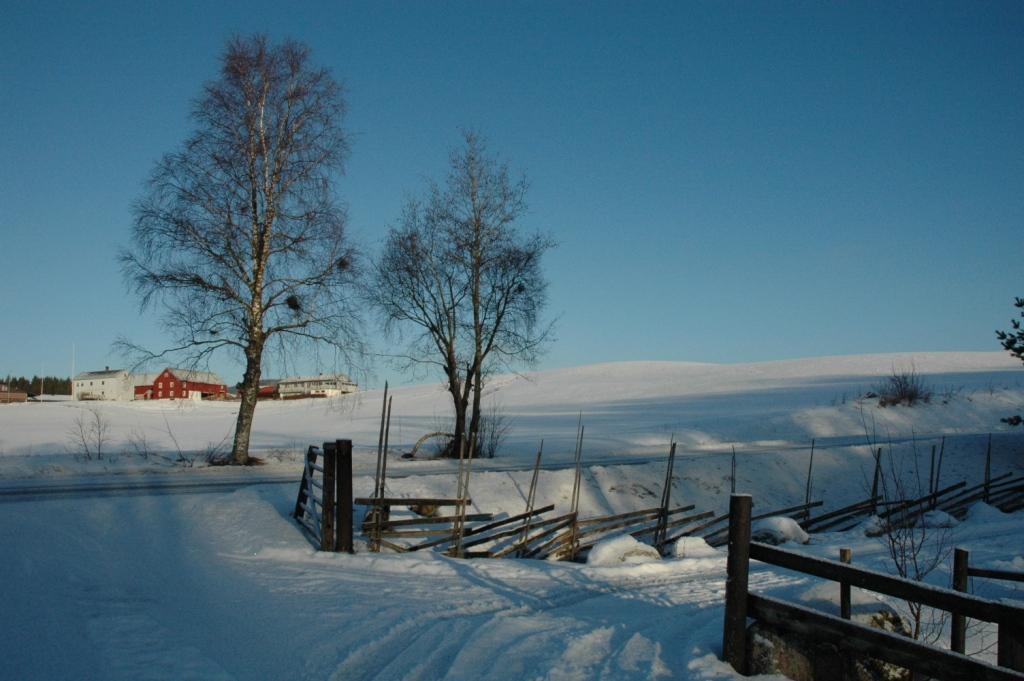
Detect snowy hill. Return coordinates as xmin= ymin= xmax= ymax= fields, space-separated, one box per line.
xmin=1 ymin=351 xmax=1021 ymax=477
xmin=2 ymin=351 xmax=1022 ymax=680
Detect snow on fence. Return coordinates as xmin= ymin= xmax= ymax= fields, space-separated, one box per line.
xmin=290 ymin=436 xmax=848 ymax=560
xmin=722 ymin=494 xmax=1024 ymax=680
xmin=346 ymin=437 xmax=724 ymax=559
xmin=290 ymin=421 xmax=1022 ymax=561
xmin=350 ymin=441 xmax=709 ymax=558
xmin=797 ymin=445 xmax=1024 ymax=534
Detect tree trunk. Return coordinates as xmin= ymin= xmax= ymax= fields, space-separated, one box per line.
xmin=445 ymin=361 xmax=470 ymax=458
xmin=468 ymin=366 xmax=483 ymax=457
xmin=452 ymin=395 xmax=467 ymax=458
xmin=231 ymin=345 xmax=263 ymax=464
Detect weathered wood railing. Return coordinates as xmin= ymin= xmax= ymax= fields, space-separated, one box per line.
xmin=722 ymin=493 xmax=1024 ymax=681
xmin=798 ymin=472 xmax=1023 ymax=535
xmin=292 ymin=439 xmax=353 ymax=553
xmin=951 ymin=547 xmax=1024 ymax=659
xmin=356 ymin=497 xmax=476 ymax=554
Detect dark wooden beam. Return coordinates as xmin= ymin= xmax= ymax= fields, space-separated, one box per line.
xmin=748 ymin=594 xmax=1024 ymax=681
xmin=750 ymin=542 xmax=1022 ymax=625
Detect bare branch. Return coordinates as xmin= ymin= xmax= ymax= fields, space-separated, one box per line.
xmin=121 ymin=35 xmax=362 ymax=464
xmin=368 ymin=131 xmax=554 ymax=457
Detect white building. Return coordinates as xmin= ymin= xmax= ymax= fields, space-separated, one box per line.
xmin=72 ymin=368 xmax=135 ymax=401
xmin=277 ymin=374 xmax=357 ymax=399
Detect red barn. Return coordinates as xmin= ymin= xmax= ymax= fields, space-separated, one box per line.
xmin=133 ymin=368 xmax=228 ymax=401
xmin=257 ymin=381 xmax=280 ymax=400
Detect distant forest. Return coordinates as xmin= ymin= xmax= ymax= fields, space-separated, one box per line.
xmin=2 ymin=375 xmax=71 ymax=395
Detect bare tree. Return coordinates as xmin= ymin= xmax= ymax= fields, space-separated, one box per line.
xmin=120 ymin=35 xmax=362 ymax=464
xmin=68 ymin=407 xmax=111 ymax=461
xmin=371 ymin=132 xmax=553 ymax=456
xmin=875 ymin=444 xmax=953 ymax=643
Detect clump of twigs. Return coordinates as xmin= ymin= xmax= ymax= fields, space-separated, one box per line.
xmin=875 ymin=367 xmax=932 ymax=407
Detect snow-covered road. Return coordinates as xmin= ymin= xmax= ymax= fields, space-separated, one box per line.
xmin=4 ymin=477 xmax=1021 ymax=681
xmin=0 ymin=485 xmax=752 ymax=680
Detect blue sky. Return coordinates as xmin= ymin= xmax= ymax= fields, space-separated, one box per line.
xmin=2 ymin=1 xmax=1022 ymax=386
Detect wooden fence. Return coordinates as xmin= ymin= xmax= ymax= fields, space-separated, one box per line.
xmin=722 ymin=494 xmax=1024 ymax=681
xmin=292 ymin=440 xmax=353 ymax=553
xmin=290 ymin=437 xmax=727 ymax=559
xmin=288 ymin=430 xmax=1021 ymax=568
xmin=951 ymin=547 xmax=1024 ymax=658
xmin=798 ymin=473 xmax=1023 ymax=535
xmin=357 ymin=496 xmax=483 ymax=555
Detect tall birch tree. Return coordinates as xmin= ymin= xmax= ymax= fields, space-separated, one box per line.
xmin=371 ymin=132 xmax=554 ymax=456
xmin=121 ymin=35 xmax=361 ymax=464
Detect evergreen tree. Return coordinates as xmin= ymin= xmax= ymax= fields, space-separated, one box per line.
xmin=1 ymin=375 xmax=71 ymax=394
xmin=996 ymin=297 xmax=1024 ymax=363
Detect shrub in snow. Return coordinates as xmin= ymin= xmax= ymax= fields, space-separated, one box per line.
xmin=874 ymin=367 xmax=932 ymax=407
xmin=751 ymin=516 xmax=809 ymax=545
xmin=587 ymin=535 xmax=661 ymax=566
xmin=672 ymin=537 xmax=720 ymax=559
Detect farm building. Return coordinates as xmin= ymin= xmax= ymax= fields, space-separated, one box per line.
xmin=133 ymin=368 xmax=228 ymax=401
xmin=276 ymin=374 xmax=357 ymax=399
xmin=73 ymin=368 xmax=135 ymax=401
xmin=258 ymin=379 xmax=281 ymax=400
xmin=0 ymin=384 xmax=28 ymax=403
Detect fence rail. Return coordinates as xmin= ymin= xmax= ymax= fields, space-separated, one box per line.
xmin=722 ymin=493 xmax=1024 ymax=680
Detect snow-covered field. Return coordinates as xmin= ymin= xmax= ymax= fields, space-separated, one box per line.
xmin=1 ymin=352 xmax=1022 ymax=680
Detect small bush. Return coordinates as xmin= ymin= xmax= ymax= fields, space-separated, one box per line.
xmin=67 ymin=407 xmax=111 ymax=461
xmin=875 ymin=368 xmax=932 ymax=407
xmin=478 ymin=403 xmax=512 ymax=459
xmin=431 ymin=404 xmax=512 ymax=459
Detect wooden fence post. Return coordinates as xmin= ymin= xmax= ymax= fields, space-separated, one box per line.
xmin=803 ymin=440 xmax=815 ymax=521
xmin=951 ymin=548 xmax=968 ymax=654
xmin=730 ymin=446 xmax=737 ymax=494
xmin=336 ymin=439 xmax=353 ymax=554
xmin=870 ymin=448 xmax=882 ymax=514
xmin=321 ymin=441 xmax=336 ymax=552
xmin=655 ymin=443 xmax=676 ymax=551
xmin=723 ymin=494 xmax=752 ymax=674
xmin=928 ymin=444 xmax=937 ymax=504
xmin=839 ymin=548 xmax=852 ymax=620
xmin=999 ymin=618 xmax=1024 ymax=672
xmin=985 ymin=434 xmax=992 ymax=503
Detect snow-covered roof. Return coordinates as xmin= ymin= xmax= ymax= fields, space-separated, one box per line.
xmin=131 ymin=373 xmax=160 ymax=387
xmin=278 ymin=374 xmax=355 ymax=385
xmin=131 ymin=369 xmax=226 ymax=386
xmin=165 ymin=369 xmax=226 ymax=385
xmin=73 ymin=369 xmax=127 ymax=380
